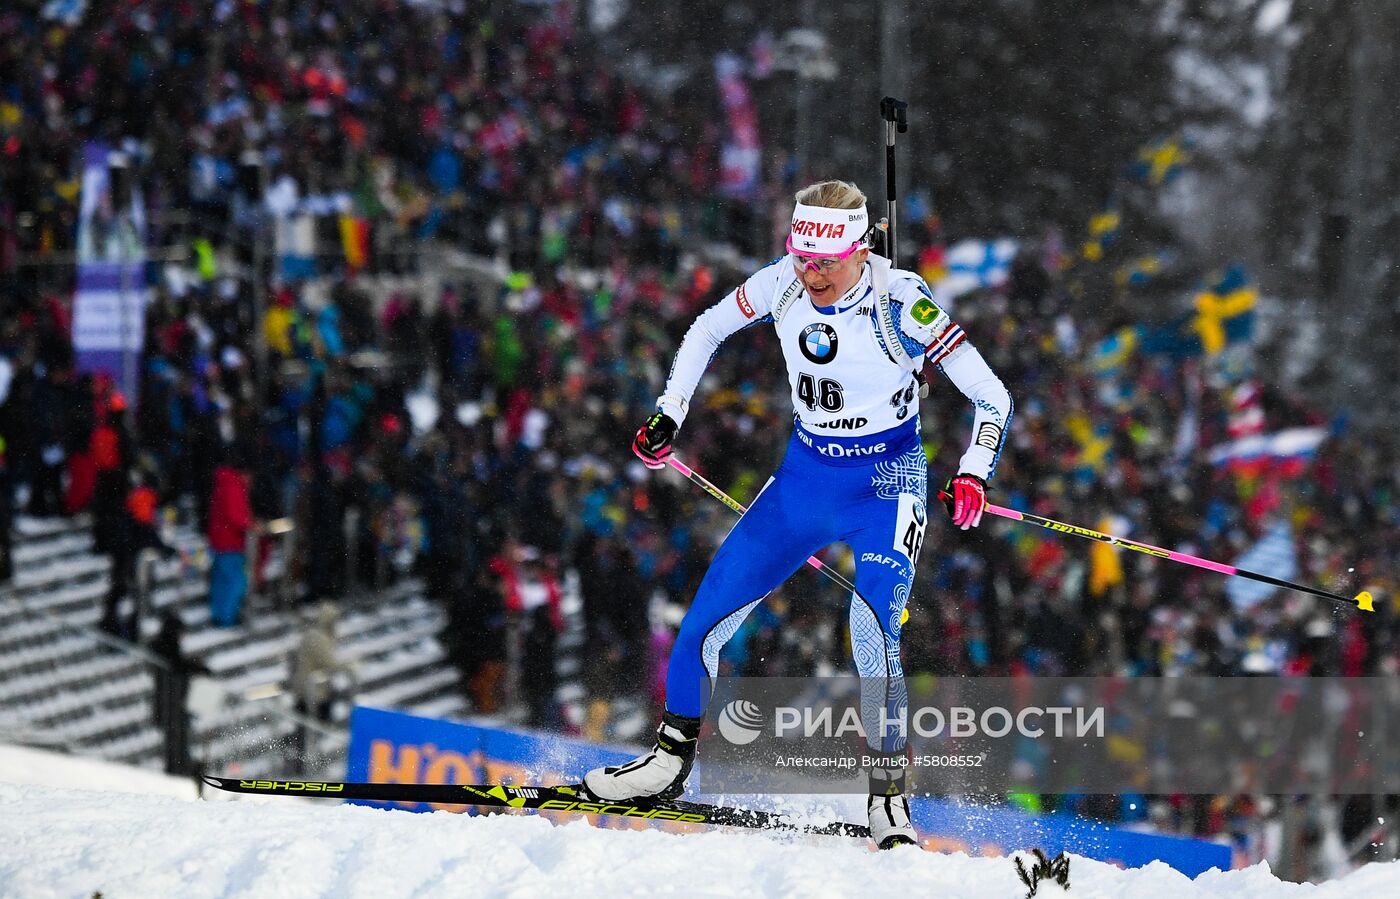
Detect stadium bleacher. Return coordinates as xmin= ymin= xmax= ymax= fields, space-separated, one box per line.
xmin=0 ymin=512 xmax=470 ymax=777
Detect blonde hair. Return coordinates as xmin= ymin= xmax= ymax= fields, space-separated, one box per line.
xmin=794 ymin=180 xmax=867 ymax=210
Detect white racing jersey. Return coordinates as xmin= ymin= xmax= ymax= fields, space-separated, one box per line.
xmin=657 ymin=255 xmax=1013 ymax=481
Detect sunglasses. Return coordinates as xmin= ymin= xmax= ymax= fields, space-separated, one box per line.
xmin=786 ymin=234 xmax=865 ymax=274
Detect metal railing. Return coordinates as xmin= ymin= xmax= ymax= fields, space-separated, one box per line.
xmin=1 ymin=570 xmax=347 ymax=779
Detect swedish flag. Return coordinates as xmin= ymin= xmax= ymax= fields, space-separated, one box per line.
xmin=1128 ymin=136 xmax=1190 ymax=186
xmin=1080 ymin=205 xmax=1120 ymax=262
xmin=1114 ymin=251 xmax=1172 ymax=287
xmin=1193 ymin=264 xmax=1257 ymax=355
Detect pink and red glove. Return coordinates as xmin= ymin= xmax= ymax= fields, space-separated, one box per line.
xmin=632 ymin=411 xmax=678 ymax=470
xmin=942 ymin=474 xmax=987 ymax=530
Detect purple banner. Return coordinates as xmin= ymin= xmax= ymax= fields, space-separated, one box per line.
xmin=73 ymin=140 xmax=148 ymax=401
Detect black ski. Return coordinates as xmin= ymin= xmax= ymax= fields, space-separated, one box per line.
xmin=200 ymin=776 xmax=871 ymax=838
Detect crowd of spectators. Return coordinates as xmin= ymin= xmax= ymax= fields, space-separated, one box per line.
xmin=0 ymin=0 xmax=732 ymax=708
xmin=1 ymin=0 xmax=722 ymax=278
xmin=1 ymin=0 xmax=1398 ymax=864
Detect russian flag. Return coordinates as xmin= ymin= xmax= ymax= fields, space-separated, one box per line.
xmin=1206 ymin=427 xmax=1327 ymax=477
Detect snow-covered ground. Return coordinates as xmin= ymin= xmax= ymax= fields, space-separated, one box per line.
xmin=1 ymin=780 xmax=1399 ymax=898
xmin=0 ymin=743 xmax=199 ymax=800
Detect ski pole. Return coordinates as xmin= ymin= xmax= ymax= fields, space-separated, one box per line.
xmin=879 ymin=96 xmax=928 ymax=399
xmin=666 ymin=454 xmax=860 ymax=598
xmin=879 ymin=96 xmax=907 ymax=268
xmin=940 ymin=491 xmax=1374 ymax=613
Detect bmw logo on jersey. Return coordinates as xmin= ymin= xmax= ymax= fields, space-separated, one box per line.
xmin=799 ymin=322 xmax=839 ymax=364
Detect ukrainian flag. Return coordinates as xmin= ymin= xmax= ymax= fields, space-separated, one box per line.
xmin=1091 ymin=326 xmax=1139 ymax=378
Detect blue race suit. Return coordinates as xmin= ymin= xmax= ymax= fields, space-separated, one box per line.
xmin=656 ymin=252 xmax=1011 ymax=753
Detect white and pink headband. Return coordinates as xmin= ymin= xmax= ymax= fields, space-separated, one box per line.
xmin=787 ymin=202 xmax=870 ymax=256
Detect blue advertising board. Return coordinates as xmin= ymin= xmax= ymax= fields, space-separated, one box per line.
xmin=346 ymin=706 xmax=1231 ymax=876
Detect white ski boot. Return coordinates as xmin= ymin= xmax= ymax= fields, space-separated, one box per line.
xmin=868 ymin=793 xmax=919 ymax=849
xmin=582 ymin=711 xmax=702 ymax=802
xmin=868 ymin=762 xmax=919 ymax=849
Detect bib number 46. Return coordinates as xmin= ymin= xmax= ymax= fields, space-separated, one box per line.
xmin=797 ymin=373 xmax=844 ymax=413
xmin=894 ymin=493 xmax=927 ymax=565
xmin=901 ymin=520 xmax=925 ymax=564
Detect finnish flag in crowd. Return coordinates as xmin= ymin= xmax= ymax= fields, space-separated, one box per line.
xmin=932 ymin=239 xmax=1018 ymax=304
xmin=1227 ymin=519 xmax=1297 ymax=611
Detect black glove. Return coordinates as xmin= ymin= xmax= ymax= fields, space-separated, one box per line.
xmin=632 ymin=411 xmax=678 ymax=470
